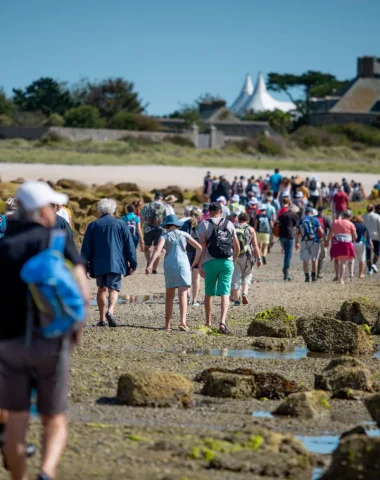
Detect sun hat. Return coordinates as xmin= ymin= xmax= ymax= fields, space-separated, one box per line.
xmin=305 ymin=206 xmax=314 ymax=213
xmin=258 ymin=204 xmax=268 ymax=210
xmin=293 ymin=176 xmax=303 ymax=185
xmin=16 ymin=182 xmax=68 ymax=210
xmin=160 ymin=214 xmax=182 ymax=228
xmin=280 ymin=191 xmax=289 ymax=198
xmin=231 ymin=194 xmax=240 ymax=202
xmin=248 ymin=198 xmax=258 ymax=206
xmin=296 ymin=192 xmax=304 ymax=198
xmin=312 ymin=208 xmax=318 ymax=216
xmin=216 ymin=196 xmax=227 ymax=205
xmin=234 ymin=207 xmax=243 ymax=214
xmin=289 ymin=205 xmax=300 ymax=213
xmin=311 ymin=175 xmax=318 ymax=181
xmin=165 ymin=195 xmax=178 ymax=203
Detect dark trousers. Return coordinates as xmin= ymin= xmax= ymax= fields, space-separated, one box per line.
xmin=280 ymin=238 xmax=294 ymax=271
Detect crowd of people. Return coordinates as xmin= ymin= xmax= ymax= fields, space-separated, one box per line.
xmin=0 ymin=173 xmax=380 ymax=479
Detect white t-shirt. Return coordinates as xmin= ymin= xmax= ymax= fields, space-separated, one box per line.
xmin=57 ymin=208 xmax=70 ymax=223
xmin=164 ymin=203 xmax=175 ymax=216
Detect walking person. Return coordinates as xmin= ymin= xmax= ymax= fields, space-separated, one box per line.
xmin=230 ymin=213 xmax=262 ymax=305
xmin=82 ymin=199 xmax=137 ymax=327
xmin=122 ymin=203 xmax=144 ymax=251
xmin=0 ymin=181 xmax=89 ymax=480
xmin=316 ymin=206 xmax=332 ymax=279
xmin=254 ymin=204 xmax=273 ymax=265
xmin=269 ymin=168 xmax=282 ymax=199
xmin=332 ymin=186 xmax=349 ymax=220
xmin=326 ymin=210 xmax=357 ymax=284
xmin=180 ymin=208 xmax=202 ymax=306
xmin=363 ymin=204 xmax=380 ymax=274
xmin=199 ymin=202 xmax=240 ymax=334
xmin=164 ymin=195 xmax=178 ymax=216
xmin=308 ymin=176 xmax=321 ymax=208
xmin=350 ymin=214 xmax=371 ymax=279
xmin=146 ymin=214 xmax=202 ymax=332
xmin=278 ymin=205 xmax=299 ymax=281
xmin=295 ymin=207 xmax=324 ymax=282
xmin=140 ymin=192 xmax=167 ymax=273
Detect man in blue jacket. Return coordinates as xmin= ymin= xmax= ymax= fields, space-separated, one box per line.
xmin=81 ymin=198 xmax=138 ymax=327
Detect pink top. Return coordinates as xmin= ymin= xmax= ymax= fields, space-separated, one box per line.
xmin=332 ymin=219 xmax=356 ymax=236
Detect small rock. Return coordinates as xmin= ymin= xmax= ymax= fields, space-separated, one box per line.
xmin=332 ymin=389 xmax=365 ymax=401
xmin=247 ymin=307 xmax=297 ymax=338
xmin=340 ymin=425 xmax=367 ymax=439
xmin=338 ymin=297 xmax=379 ymax=327
xmin=321 ymin=435 xmax=380 ymax=480
xmin=117 ymin=370 xmax=193 ymax=408
xmin=315 ymin=358 xmax=376 ymax=393
xmin=274 ymin=390 xmax=330 ymax=419
xmin=302 ymin=315 xmax=374 ymax=355
xmin=251 ymin=338 xmax=295 ymax=351
xmin=364 ymin=394 xmax=380 ymax=427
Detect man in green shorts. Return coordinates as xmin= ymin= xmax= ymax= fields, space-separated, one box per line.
xmin=199 ymin=202 xmax=240 ymax=334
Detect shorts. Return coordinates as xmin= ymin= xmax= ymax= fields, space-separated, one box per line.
xmin=256 ymin=233 xmax=270 ymax=244
xmin=187 ymin=251 xmax=198 ymax=269
xmin=203 ymin=258 xmax=234 ymax=297
xmin=231 ymin=256 xmax=253 ymax=290
xmin=354 ymin=242 xmax=366 ymax=263
xmin=96 ymin=273 xmax=122 ymax=291
xmin=300 ymin=241 xmax=321 ymax=261
xmin=0 ymin=335 xmax=71 ymax=415
xmin=144 ymin=228 xmax=162 ymax=247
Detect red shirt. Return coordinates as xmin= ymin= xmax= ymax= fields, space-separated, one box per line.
xmin=333 ymin=192 xmax=349 ymax=212
xmin=278 ymin=206 xmax=288 ymax=217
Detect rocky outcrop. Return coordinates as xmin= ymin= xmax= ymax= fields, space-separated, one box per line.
xmin=247 ymin=307 xmax=297 ymax=338
xmin=315 ymin=358 xmax=376 ymax=394
xmin=338 ymin=297 xmax=380 ymax=327
xmin=56 ymin=178 xmax=87 ymax=190
xmin=370 ymin=312 xmax=380 ymax=335
xmin=201 ymin=369 xmax=300 ymax=400
xmin=301 ymin=315 xmax=374 ymax=355
xmin=364 ymin=394 xmax=380 ymax=427
xmin=321 ymin=435 xmax=380 ymax=480
xmin=273 ymin=390 xmax=330 ymax=419
xmin=115 ymin=182 xmax=140 ymax=192
xmin=117 ymin=370 xmax=193 ymax=407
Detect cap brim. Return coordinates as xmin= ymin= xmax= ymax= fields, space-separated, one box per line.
xmin=50 ymin=192 xmax=69 ymax=206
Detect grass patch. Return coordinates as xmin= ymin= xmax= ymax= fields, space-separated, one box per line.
xmin=0 ymin=138 xmax=380 ymax=172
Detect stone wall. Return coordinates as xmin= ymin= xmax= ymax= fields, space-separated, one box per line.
xmin=308 ymin=112 xmax=379 ymax=126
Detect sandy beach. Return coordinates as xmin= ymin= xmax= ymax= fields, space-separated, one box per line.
xmin=0 ymin=163 xmax=379 ymax=194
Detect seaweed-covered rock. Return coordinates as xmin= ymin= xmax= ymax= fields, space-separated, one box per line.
xmin=115 ymin=182 xmax=140 ymax=192
xmin=247 ymin=307 xmax=297 ymax=338
xmin=117 ymin=370 xmax=193 ymax=407
xmin=370 ymin=312 xmax=380 ymax=335
xmin=302 ymin=315 xmax=374 ymax=355
xmin=251 ymin=337 xmax=296 ymax=351
xmin=315 ymin=358 xmax=376 ymax=393
xmin=78 ymin=194 xmax=99 ymax=209
xmin=338 ymin=297 xmax=380 ymax=327
xmin=321 ymin=435 xmax=380 ymax=480
xmin=57 ymin=178 xmax=87 ymax=190
xmin=274 ymin=390 xmax=330 ymax=419
xmin=95 ymin=182 xmax=116 ymax=195
xmin=201 ymin=369 xmax=300 ymax=400
xmin=364 ymin=394 xmax=380 ymax=427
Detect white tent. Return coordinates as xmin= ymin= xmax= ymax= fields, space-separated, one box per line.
xmin=229 ymin=74 xmax=254 ymax=115
xmin=241 ymin=73 xmax=296 ymax=114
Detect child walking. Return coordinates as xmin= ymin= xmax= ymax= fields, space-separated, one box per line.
xmin=146 ymin=214 xmax=202 ymax=331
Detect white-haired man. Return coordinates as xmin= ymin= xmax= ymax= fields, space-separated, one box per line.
xmin=0 ymin=181 xmax=89 ymax=480
xmin=81 ymin=198 xmax=138 ymax=327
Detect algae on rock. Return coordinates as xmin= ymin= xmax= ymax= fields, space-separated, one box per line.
xmin=247 ymin=307 xmax=297 ymax=338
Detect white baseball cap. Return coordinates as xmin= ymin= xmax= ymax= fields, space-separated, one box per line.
xmin=216 ymin=196 xmax=227 ymax=204
xmin=231 ymin=194 xmax=240 ymax=202
xmin=296 ymin=192 xmax=304 ymax=198
xmin=16 ymin=181 xmax=68 ymax=210
xmin=248 ymin=198 xmax=258 ymax=205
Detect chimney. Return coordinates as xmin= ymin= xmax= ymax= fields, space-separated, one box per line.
xmin=357 ymin=56 xmax=380 ymax=78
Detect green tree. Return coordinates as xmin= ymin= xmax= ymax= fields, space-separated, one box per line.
xmin=244 ymin=109 xmax=292 ymax=135
xmin=0 ymin=89 xmax=14 ymax=116
xmin=13 ymin=77 xmax=74 ymax=115
xmin=267 ymin=71 xmax=350 ymax=115
xmin=64 ymin=106 xmax=105 ymax=128
xmin=108 ymin=111 xmax=159 ymax=131
xmin=73 ymin=78 xmax=146 ymax=120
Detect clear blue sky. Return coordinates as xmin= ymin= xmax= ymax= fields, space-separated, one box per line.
xmin=1 ymin=0 xmax=378 ymax=115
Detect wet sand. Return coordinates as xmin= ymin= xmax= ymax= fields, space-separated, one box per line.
xmin=1 ymin=243 xmax=379 ymax=479
xmin=0 ymin=163 xmax=379 ymax=193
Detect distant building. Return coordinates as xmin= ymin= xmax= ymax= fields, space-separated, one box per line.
xmin=309 ymin=56 xmax=380 ymax=126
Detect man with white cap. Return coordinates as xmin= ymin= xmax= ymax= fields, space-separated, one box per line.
xmin=0 ymin=181 xmax=89 ymax=480
xmin=230 ymin=194 xmax=240 ymax=213
xmin=217 ymin=196 xmax=231 ymax=218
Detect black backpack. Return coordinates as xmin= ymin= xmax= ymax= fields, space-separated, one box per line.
xmin=309 ymin=180 xmax=317 ymax=191
xmin=207 ymin=218 xmax=234 ymax=259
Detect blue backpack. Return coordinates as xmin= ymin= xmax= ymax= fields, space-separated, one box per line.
xmin=300 ymin=217 xmax=317 ymax=242
xmin=0 ymin=215 xmax=6 ymax=239
xmin=20 ymin=230 xmax=86 ymax=339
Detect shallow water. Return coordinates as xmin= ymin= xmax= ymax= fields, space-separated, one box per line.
xmin=185 ymin=346 xmax=309 ymax=359
xmin=90 ymin=294 xmax=165 ymax=306
xmin=252 ymin=411 xmax=274 ymax=418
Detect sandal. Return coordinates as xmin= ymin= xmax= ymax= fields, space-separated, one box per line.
xmin=218 ymin=323 xmax=232 ymax=335
xmin=179 ymin=325 xmax=189 ymax=332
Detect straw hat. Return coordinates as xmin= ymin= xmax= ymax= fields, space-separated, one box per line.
xmin=165 ymin=195 xmax=178 ymax=203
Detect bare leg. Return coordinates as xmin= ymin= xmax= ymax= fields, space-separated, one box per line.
xmin=359 ymin=261 xmax=365 ymax=278
xmin=97 ymin=287 xmax=108 ymax=322
xmin=40 ymin=413 xmax=68 ymax=479
xmin=339 ymin=261 xmax=346 ymax=284
xmin=231 ymin=288 xmax=240 ymax=301
xmin=348 ymin=260 xmax=354 ymax=278
xmin=165 ymin=288 xmax=175 ymax=330
xmin=4 ymin=411 xmax=29 ymax=480
xmin=311 ymin=260 xmax=318 ymax=274
xmin=242 ymin=284 xmax=249 ymax=295
xmin=333 ymin=259 xmax=339 ymax=280
xmin=144 ymin=246 xmax=151 ymax=265
xmin=204 ymin=294 xmax=212 ymax=326
xmin=108 ymin=289 xmax=119 ymax=315
xmin=303 ymin=260 xmax=309 ymax=273
xmin=262 ymin=244 xmax=268 ymax=256
xmin=191 ymin=269 xmax=200 ymax=304
xmin=220 ymin=295 xmax=230 ymax=326
xmin=178 ymin=287 xmax=189 ymax=327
